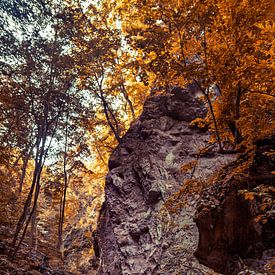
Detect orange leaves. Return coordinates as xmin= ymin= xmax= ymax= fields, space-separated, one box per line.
xmin=254 ymin=215 xmax=268 ymax=224
xmin=180 ymin=160 xmax=198 ymax=174
xmin=239 ymin=190 xmax=255 ymax=201
xmin=190 ymin=117 xmax=209 ymax=130
xmin=75 ymin=0 xmax=275 ymax=194
xmin=106 ymin=0 xmax=273 ymax=151
xmin=239 ymin=184 xmax=275 ymax=225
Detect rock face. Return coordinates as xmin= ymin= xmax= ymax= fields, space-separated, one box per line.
xmin=96 ymin=88 xmax=235 ymax=274
xmin=195 ymin=137 xmax=275 ymax=274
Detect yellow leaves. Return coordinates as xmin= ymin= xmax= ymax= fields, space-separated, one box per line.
xmin=190 ymin=117 xmax=208 ymax=130
xmin=244 ymin=192 xmax=255 ymax=201
xmin=84 ymin=230 xmax=92 ymax=238
xmin=148 ymin=51 xmax=157 ymax=61
xmin=254 ymin=215 xmax=262 ymax=222
xmin=256 ymin=20 xmax=275 ymax=32
xmin=180 ymin=160 xmax=198 ymax=173
xmin=240 ymin=184 xmax=274 ymax=226
xmin=254 ymin=215 xmax=267 ymax=224
xmin=98 ymin=0 xmax=274 ymax=173
xmin=239 ymin=190 xmax=255 ymax=201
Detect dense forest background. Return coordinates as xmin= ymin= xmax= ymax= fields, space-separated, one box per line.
xmin=0 ymin=0 xmax=274 ymax=273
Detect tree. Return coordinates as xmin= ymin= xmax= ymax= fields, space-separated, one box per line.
xmin=67 ymin=1 xmax=150 ymax=145
xmin=0 ymin=0 xmax=92 ymax=255
xmin=105 ymin=0 xmax=274 ymax=152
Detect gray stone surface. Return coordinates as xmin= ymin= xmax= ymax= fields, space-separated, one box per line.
xmin=97 ymin=88 xmax=235 ymax=274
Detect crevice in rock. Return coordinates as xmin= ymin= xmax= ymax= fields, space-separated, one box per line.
xmin=195 ymin=193 xmax=261 ymax=274
xmin=194 ymin=139 xmax=275 ymax=274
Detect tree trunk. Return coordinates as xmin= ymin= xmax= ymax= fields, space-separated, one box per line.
xmin=120 ymin=82 xmax=136 ymax=120
xmin=57 ymin=116 xmax=69 ymax=258
xmin=31 ymin=206 xmax=38 ymax=250
xmin=234 ymin=87 xmax=243 ymax=144
xmin=18 ymin=142 xmax=35 ymax=194
xmin=18 ymin=156 xmax=29 ymax=194
xmin=13 ymin=179 xmax=41 ymax=256
xmin=10 ymin=136 xmax=42 ymax=253
xmin=102 ymin=98 xmax=121 ymax=143
xmin=193 ymin=79 xmax=223 ymax=152
xmin=11 ymin=123 xmax=48 ymax=256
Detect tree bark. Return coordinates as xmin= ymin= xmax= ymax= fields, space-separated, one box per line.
xmin=101 ymin=96 xmax=121 ymax=143
xmin=31 ymin=203 xmax=38 ymax=250
xmin=120 ymin=82 xmax=136 ymax=120
xmin=193 ymin=79 xmax=224 ymax=152
xmin=234 ymin=86 xmax=243 ymax=144
xmin=57 ymin=115 xmax=69 ymax=258
xmin=10 ymin=135 xmax=42 ymax=253
xmin=13 ymin=179 xmax=41 ymax=256
xmin=18 ymin=142 xmax=36 ymax=194
xmin=11 ymin=115 xmax=49 ymax=256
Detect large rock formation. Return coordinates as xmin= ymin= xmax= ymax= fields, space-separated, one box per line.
xmin=96 ymin=88 xmax=236 ymax=274
xmin=96 ymin=89 xmax=274 ymax=275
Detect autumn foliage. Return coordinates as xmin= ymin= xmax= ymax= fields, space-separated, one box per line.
xmin=0 ymin=0 xmax=274 ymax=272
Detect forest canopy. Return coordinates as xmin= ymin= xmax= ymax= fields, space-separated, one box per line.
xmin=0 ymin=0 xmax=274 ymax=272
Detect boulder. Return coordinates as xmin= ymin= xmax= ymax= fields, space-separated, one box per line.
xmin=96 ymin=88 xmax=234 ymax=274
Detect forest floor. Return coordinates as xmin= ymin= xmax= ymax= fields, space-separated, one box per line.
xmin=0 ymin=229 xmax=72 ymax=275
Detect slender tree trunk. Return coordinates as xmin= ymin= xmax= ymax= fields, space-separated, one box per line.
xmin=206 ymin=93 xmax=223 ymax=152
xmin=120 ymin=83 xmax=136 ymax=120
xmin=106 ymin=103 xmax=121 ymax=136
xmin=10 ymin=136 xmax=42 ymax=252
xmin=18 ymin=156 xmax=29 ymax=194
xmin=234 ymin=87 xmax=243 ymax=144
xmin=114 ymin=57 xmax=136 ymax=120
xmin=58 ymin=195 xmax=63 ymax=251
xmin=94 ymin=72 xmax=121 ymax=142
xmin=228 ymin=121 xmax=242 ymax=145
xmin=14 ymin=115 xmax=58 ymax=254
xmin=57 ymin=116 xmax=69 ymax=258
xmin=31 ymin=206 xmax=38 ymax=250
xmin=11 ymin=123 xmax=48 ymax=256
xmin=227 ymin=87 xmax=243 ymax=146
xmin=18 ymin=142 xmax=35 ymax=194
xmin=193 ymin=79 xmax=223 ymax=152
xmin=177 ymin=28 xmax=223 ymax=152
xmin=13 ymin=179 xmax=41 ymax=256
xmin=102 ymin=99 xmax=121 ymax=143
xmin=57 ymin=174 xmax=68 ymax=259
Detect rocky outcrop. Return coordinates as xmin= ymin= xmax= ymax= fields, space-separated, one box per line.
xmin=96 ymin=87 xmax=236 ymax=274
xmin=96 ymin=88 xmax=275 ymax=275
xmin=195 ymin=137 xmax=275 ymax=274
